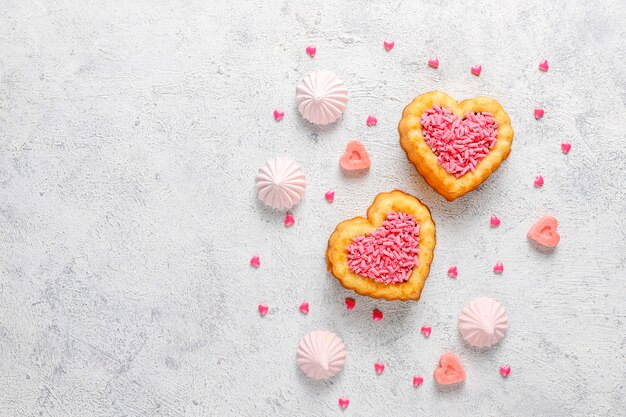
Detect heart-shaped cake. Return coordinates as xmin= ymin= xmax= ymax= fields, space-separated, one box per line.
xmin=326 ymin=190 xmax=436 ymax=301
xmin=399 ymin=91 xmax=514 ymax=201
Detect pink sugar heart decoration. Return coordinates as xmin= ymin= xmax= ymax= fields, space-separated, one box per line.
xmin=273 ymin=109 xmax=284 ymax=121
xmin=250 ymin=256 xmax=261 ymax=268
xmin=366 ymin=115 xmax=378 ymax=126
xmin=345 ymin=298 xmax=356 ymax=310
xmin=284 ymin=213 xmax=295 ymax=227
xmin=448 ymin=266 xmax=458 ymax=278
xmin=534 ymin=175 xmax=544 ymax=187
xmin=528 ymin=215 xmax=560 ymax=248
xmin=493 ymin=261 xmax=504 ymax=274
xmin=471 ymin=64 xmax=482 ymax=76
xmin=258 ymin=304 xmax=269 ymax=317
xmin=299 ymin=302 xmax=309 ymax=315
xmin=500 ymin=365 xmax=511 ymax=377
xmin=372 ymin=308 xmax=383 ymax=321
xmin=325 ymin=190 xmax=335 ymax=203
xmin=421 ymin=326 xmax=432 ymax=338
xmin=374 ymin=362 xmax=385 ymax=375
xmin=561 ymin=143 xmax=572 ymax=154
xmin=338 ymin=398 xmax=350 ymax=409
xmin=534 ymin=108 xmax=545 ymax=120
xmin=383 ymin=40 xmax=395 ymax=51
xmin=539 ymin=59 xmax=549 ymax=72
xmin=490 ymin=215 xmax=501 ymax=228
xmin=428 ymin=56 xmax=439 ymax=68
xmin=413 ymin=375 xmax=424 ymax=387
xmin=306 ymin=45 xmax=316 ymax=58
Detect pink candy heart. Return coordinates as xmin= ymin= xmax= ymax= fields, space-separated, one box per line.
xmin=273 ymin=109 xmax=284 ymax=121
xmin=428 ymin=56 xmax=439 ymax=68
xmin=284 ymin=213 xmax=295 ymax=227
xmin=561 ymin=143 xmax=572 ymax=154
xmin=448 ymin=266 xmax=458 ymax=278
xmin=345 ymin=298 xmax=356 ymax=310
xmin=325 ymin=190 xmax=335 ymax=203
xmin=372 ymin=308 xmax=383 ymax=321
xmin=493 ymin=261 xmax=504 ymax=274
xmin=490 ymin=215 xmax=501 ymax=228
xmin=338 ymin=398 xmax=350 ymax=409
xmin=471 ymin=64 xmax=482 ymax=76
xmin=500 ymin=365 xmax=511 ymax=377
xmin=250 ymin=256 xmax=261 ymax=268
xmin=421 ymin=326 xmax=432 ymax=338
xmin=539 ymin=59 xmax=549 ymax=72
xmin=383 ymin=40 xmax=394 ymax=51
xmin=306 ymin=45 xmax=316 ymax=58
xmin=534 ymin=175 xmax=544 ymax=187
xmin=299 ymin=302 xmax=309 ymax=315
xmin=374 ymin=362 xmax=385 ymax=375
xmin=366 ymin=115 xmax=378 ymax=126
xmin=534 ymin=108 xmax=545 ymax=119
xmin=258 ymin=304 xmax=269 ymax=317
xmin=413 ymin=375 xmax=424 ymax=387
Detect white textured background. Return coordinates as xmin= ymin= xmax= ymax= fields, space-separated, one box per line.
xmin=1 ymin=1 xmax=625 ymax=416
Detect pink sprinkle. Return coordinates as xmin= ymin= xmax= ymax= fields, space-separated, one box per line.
xmin=383 ymin=40 xmax=395 ymax=51
xmin=366 ymin=115 xmax=378 ymax=126
xmin=325 ymin=190 xmax=335 ymax=203
xmin=539 ymin=59 xmax=549 ymax=72
xmin=534 ymin=108 xmax=545 ymax=119
xmin=500 ymin=365 xmax=511 ymax=377
xmin=490 ymin=215 xmax=501 ymax=228
xmin=306 ymin=45 xmax=316 ymax=58
xmin=346 ymin=212 xmax=420 ymax=284
xmin=299 ymin=302 xmax=309 ymax=315
xmin=258 ymin=304 xmax=269 ymax=317
xmin=345 ymin=298 xmax=356 ymax=310
xmin=338 ymin=398 xmax=350 ymax=409
xmin=372 ymin=308 xmax=383 ymax=321
xmin=413 ymin=375 xmax=424 ymax=387
xmin=250 ymin=256 xmax=261 ymax=268
xmin=493 ymin=261 xmax=504 ymax=274
xmin=428 ymin=56 xmax=439 ymax=68
xmin=534 ymin=175 xmax=544 ymax=187
xmin=421 ymin=105 xmax=499 ymax=177
xmin=374 ymin=362 xmax=385 ymax=375
xmin=561 ymin=143 xmax=572 ymax=154
xmin=420 ymin=326 xmax=432 ymax=338
xmin=273 ymin=109 xmax=284 ymax=121
xmin=284 ymin=213 xmax=295 ymax=227
xmin=471 ymin=64 xmax=482 ymax=76
xmin=448 ymin=266 xmax=458 ymax=278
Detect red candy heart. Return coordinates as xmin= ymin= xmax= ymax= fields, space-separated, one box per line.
xmin=273 ymin=109 xmax=284 ymax=121
xmin=528 ymin=215 xmax=560 ymax=248
xmin=561 ymin=143 xmax=572 ymax=154
xmin=250 ymin=256 xmax=260 ymax=268
xmin=500 ymin=365 xmax=511 ymax=377
xmin=448 ymin=266 xmax=458 ymax=278
xmin=413 ymin=375 xmax=424 ymax=387
xmin=258 ymin=304 xmax=269 ymax=317
xmin=366 ymin=115 xmax=378 ymax=126
xmin=421 ymin=326 xmax=432 ymax=338
xmin=372 ymin=308 xmax=383 ymax=321
xmin=284 ymin=213 xmax=295 ymax=227
xmin=374 ymin=362 xmax=385 ymax=375
xmin=298 ymin=302 xmax=309 ymax=315
xmin=433 ymin=352 xmax=466 ymax=385
xmin=383 ymin=40 xmax=394 ymax=51
xmin=306 ymin=45 xmax=316 ymax=58
xmin=471 ymin=64 xmax=482 ymax=76
xmin=338 ymin=398 xmax=350 ymax=409
xmin=339 ymin=140 xmax=371 ymax=172
xmin=325 ymin=191 xmax=335 ymax=203
xmin=345 ymin=298 xmax=356 ymax=310
xmin=534 ymin=108 xmax=545 ymax=119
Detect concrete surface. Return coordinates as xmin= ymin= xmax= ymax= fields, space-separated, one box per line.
xmin=1 ymin=0 xmax=626 ymax=416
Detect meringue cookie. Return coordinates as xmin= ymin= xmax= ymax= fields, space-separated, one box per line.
xmin=458 ymin=297 xmax=508 ymax=348
xmin=255 ymin=158 xmax=306 ymax=210
xmin=296 ymin=330 xmax=346 ymax=380
xmin=296 ymin=71 xmax=348 ymax=125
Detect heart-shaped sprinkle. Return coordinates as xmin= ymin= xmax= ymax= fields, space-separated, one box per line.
xmin=413 ymin=375 xmax=424 ymax=387
xmin=250 ymin=256 xmax=261 ymax=268
xmin=493 ymin=261 xmax=504 ymax=274
xmin=325 ymin=190 xmax=335 ymax=203
xmin=366 ymin=115 xmax=378 ymax=126
xmin=372 ymin=308 xmax=383 ymax=321
xmin=421 ymin=326 xmax=432 ymax=338
xmin=258 ymin=304 xmax=269 ymax=316
xmin=534 ymin=108 xmax=545 ymax=119
xmin=528 ymin=215 xmax=560 ymax=248
xmin=561 ymin=143 xmax=572 ymax=154
xmin=433 ymin=352 xmax=466 ymax=385
xmin=374 ymin=362 xmax=385 ymax=375
xmin=383 ymin=40 xmax=394 ymax=51
xmin=347 ymin=212 xmax=420 ymax=284
xmin=471 ymin=64 xmax=482 ymax=76
xmin=500 ymin=365 xmax=511 ymax=377
xmin=284 ymin=213 xmax=295 ymax=227
xmin=534 ymin=175 xmax=544 ymax=187
xmin=299 ymin=302 xmax=309 ymax=315
xmin=345 ymin=298 xmax=356 ymax=310
xmin=338 ymin=398 xmax=350 ymax=409
xmin=448 ymin=266 xmax=458 ymax=278
xmin=539 ymin=59 xmax=549 ymax=72
xmin=339 ymin=140 xmax=371 ymax=172
xmin=490 ymin=215 xmax=501 ymax=228
xmin=428 ymin=56 xmax=439 ymax=68
xmin=421 ymin=105 xmax=499 ymax=177
xmin=306 ymin=45 xmax=316 ymax=58
xmin=273 ymin=109 xmax=284 ymax=121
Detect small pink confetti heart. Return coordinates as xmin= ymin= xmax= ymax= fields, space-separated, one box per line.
xmin=374 ymin=362 xmax=385 ymax=375
xmin=325 ymin=190 xmax=335 ymax=203
xmin=299 ymin=302 xmax=309 ymax=315
xmin=428 ymin=56 xmax=439 ymax=68
xmin=534 ymin=175 xmax=544 ymax=187
xmin=500 ymin=365 xmax=511 ymax=377
xmin=273 ymin=109 xmax=284 ymax=121
xmin=471 ymin=64 xmax=482 ymax=76
xmin=421 ymin=326 xmax=432 ymax=338
xmin=345 ymin=298 xmax=356 ymax=310
xmin=539 ymin=59 xmax=549 ymax=72
xmin=493 ymin=261 xmax=504 ymax=274
xmin=383 ymin=40 xmax=394 ymax=51
xmin=413 ymin=375 xmax=424 ymax=387
xmin=490 ymin=215 xmax=501 ymax=228
xmin=534 ymin=108 xmax=545 ymax=120
xmin=561 ymin=143 xmax=572 ymax=154
xmin=372 ymin=308 xmax=383 ymax=321
xmin=250 ymin=256 xmax=260 ymax=268
xmin=338 ymin=398 xmax=350 ymax=409
xmin=366 ymin=115 xmax=378 ymax=126
xmin=258 ymin=304 xmax=269 ymax=317
xmin=284 ymin=213 xmax=295 ymax=227
xmin=448 ymin=266 xmax=458 ymax=278
xmin=306 ymin=45 xmax=316 ymax=58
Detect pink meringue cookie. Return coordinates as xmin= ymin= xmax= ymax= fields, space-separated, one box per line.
xmin=255 ymin=158 xmax=306 ymax=210
xmin=458 ymin=297 xmax=508 ymax=348
xmin=296 ymin=330 xmax=346 ymax=380
xmin=296 ymin=71 xmax=348 ymax=125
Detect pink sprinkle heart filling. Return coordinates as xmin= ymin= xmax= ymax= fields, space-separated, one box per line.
xmin=346 ymin=212 xmax=420 ymax=285
xmin=421 ymin=105 xmax=499 ymax=178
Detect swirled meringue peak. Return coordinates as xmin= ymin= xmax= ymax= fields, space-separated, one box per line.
xmin=458 ymin=297 xmax=508 ymax=348
xmin=296 ymin=330 xmax=346 ymax=380
xmin=296 ymin=71 xmax=348 ymax=125
xmin=255 ymin=158 xmax=306 ymax=210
